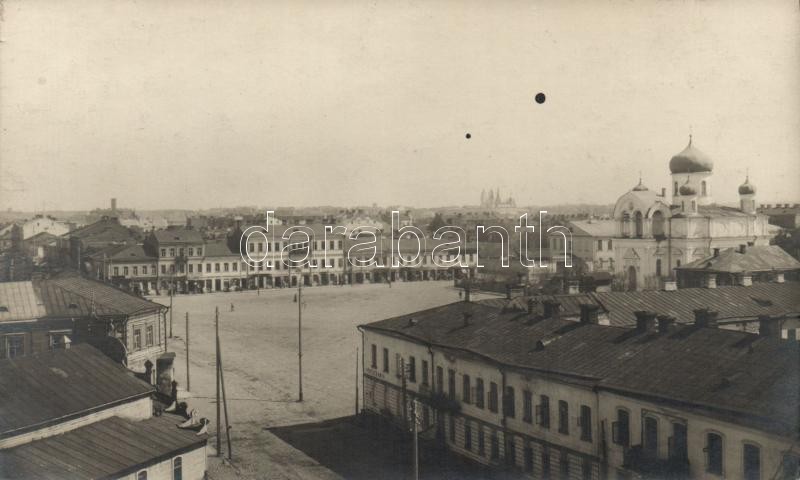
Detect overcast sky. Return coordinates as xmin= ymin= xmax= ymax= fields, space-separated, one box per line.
xmin=1 ymin=0 xmax=798 ymax=211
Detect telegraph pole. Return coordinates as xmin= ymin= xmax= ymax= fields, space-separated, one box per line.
xmin=185 ymin=312 xmax=190 ymax=392
xmin=169 ymin=281 xmax=173 ymax=338
xmin=355 ymin=347 xmax=359 ymax=416
xmin=298 ymin=269 xmax=303 ymax=402
xmin=215 ymin=307 xmax=221 ymax=456
xmin=411 ymin=401 xmax=419 ymax=480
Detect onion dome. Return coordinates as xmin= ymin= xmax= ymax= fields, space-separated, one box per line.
xmin=738 ymin=176 xmax=756 ymax=195
xmin=669 ymin=136 xmax=714 ymax=174
xmin=679 ymin=177 xmax=696 ymax=196
xmin=632 ymin=175 xmax=649 ymax=192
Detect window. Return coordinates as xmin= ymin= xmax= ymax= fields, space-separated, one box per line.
xmin=224 ymin=263 xmax=229 ymax=272
xmin=558 ymin=400 xmax=569 ymax=434
xmin=490 ymin=433 xmax=499 ymax=460
xmin=462 ymin=374 xmax=471 ymax=403
xmin=173 ymin=456 xmax=183 ymax=480
xmin=612 ymin=409 xmax=630 ymax=446
xmin=206 ymin=263 xmax=211 ymax=272
xmin=232 ymin=263 xmax=238 ymax=272
xmin=161 ymin=265 xmax=167 ymax=274
xmin=608 ymin=239 xmax=612 ymax=249
xmin=706 ymin=433 xmax=723 ymax=475
xmin=421 ymin=360 xmax=429 ymax=385
xmin=436 ymin=366 xmax=444 ymax=392
xmin=188 ymin=248 xmax=194 ymax=256
xmin=781 ymin=453 xmax=799 ymax=480
xmin=670 ymin=422 xmax=688 ymax=462
xmin=489 ymin=382 xmax=499 ymax=413
xmin=582 ymin=458 xmax=592 ymax=480
xmin=523 ymin=390 xmax=533 ymax=423
xmin=464 ymin=422 xmax=472 ymax=450
xmin=113 ymin=266 xmax=119 ymax=276
xmin=504 ymin=386 xmax=516 ymax=418
xmin=137 ymin=471 xmax=148 ymax=480
xmin=170 ymin=265 xmax=175 ymax=274
xmin=48 ymin=332 xmax=68 ymax=350
xmin=656 ymin=258 xmax=662 ymax=277
xmin=542 ymin=448 xmax=551 ymax=479
xmin=644 ymin=416 xmax=658 ymax=457
xmin=133 ymin=266 xmax=138 ymax=276
xmin=475 ymin=378 xmax=485 ymax=409
xmin=539 ymin=395 xmax=550 ymax=429
xmin=133 ymin=329 xmax=142 ymax=350
xmin=580 ymin=405 xmax=592 ymax=441
xmin=449 ymin=414 xmax=456 ymax=442
xmin=188 ymin=264 xmax=193 ymax=274
xmin=382 ymin=348 xmax=389 ymax=373
xmin=674 ymin=181 xmax=679 ymax=196
xmin=370 ymin=344 xmax=377 ymax=368
xmin=215 ymin=263 xmax=220 ymax=272
xmin=597 ymin=240 xmax=603 ymax=251
xmin=524 ymin=446 xmax=534 ymax=472
xmin=506 ymin=437 xmax=516 ymax=466
xmin=408 ymin=356 xmax=416 ymax=383
xmin=146 ymin=325 xmax=154 ymax=346
xmin=478 ymin=427 xmax=485 ymax=455
xmin=161 ymin=248 xmax=166 ymax=257
xmin=448 ymin=369 xmax=456 ymax=400
xmin=701 ymin=180 xmax=707 ymax=196
xmin=196 ymin=248 xmax=202 ymax=256
xmin=560 ymin=451 xmax=570 ymax=477
xmin=169 ymin=248 xmax=175 ymax=256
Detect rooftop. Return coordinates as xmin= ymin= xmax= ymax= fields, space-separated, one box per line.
xmin=0 ymin=344 xmax=153 ymax=439
xmin=150 ymin=228 xmax=204 ymax=244
xmin=361 ymin=300 xmax=799 ymax=437
xmin=35 ymin=273 xmax=166 ymax=318
xmin=0 ymin=282 xmax=47 ymax=323
xmin=0 ymin=415 xmax=206 ymax=479
xmin=678 ymin=245 xmax=800 ymax=273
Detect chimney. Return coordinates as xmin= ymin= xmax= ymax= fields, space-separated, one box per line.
xmin=775 ymin=272 xmax=786 ymax=284
xmin=739 ymin=244 xmax=747 ymax=254
xmin=705 ymin=274 xmax=717 ymax=289
xmin=110 ymin=198 xmax=117 ymax=213
xmin=694 ymin=308 xmax=719 ymax=328
xmin=408 ymin=317 xmax=417 ymax=327
xmin=740 ymin=274 xmax=752 ymax=287
xmin=663 ymin=280 xmax=678 ymax=291
xmin=579 ymin=303 xmax=600 ymax=324
xmin=758 ymin=315 xmax=780 ymax=338
xmin=712 ymin=248 xmax=720 ymax=257
xmin=634 ymin=311 xmax=657 ymax=332
xmin=543 ymin=300 xmax=561 ymax=318
xmin=567 ymin=281 xmax=580 ymax=295
xmin=657 ymin=315 xmax=676 ymax=333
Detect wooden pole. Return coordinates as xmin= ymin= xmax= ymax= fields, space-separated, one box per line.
xmin=215 ymin=307 xmax=221 ymax=456
xmin=185 ymin=312 xmax=190 ymax=392
xmin=298 ymin=272 xmax=303 ymax=402
xmin=355 ymin=347 xmax=359 ymax=416
xmin=217 ymin=327 xmax=233 ymax=459
xmin=169 ymin=284 xmax=173 ymax=338
xmin=412 ymin=401 xmax=419 ymax=480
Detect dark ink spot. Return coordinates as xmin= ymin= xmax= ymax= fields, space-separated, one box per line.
xmin=465 ymin=133 xmax=471 ymax=139
xmin=535 ymin=93 xmax=546 ymax=104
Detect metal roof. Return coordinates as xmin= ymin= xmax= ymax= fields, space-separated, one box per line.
xmin=361 ymin=300 xmax=799 ymax=437
xmin=0 ymin=282 xmax=47 ymax=323
xmin=0 ymin=415 xmax=206 ymax=479
xmin=0 ymin=344 xmax=153 ymax=438
xmin=678 ymin=245 xmax=800 ymax=273
xmin=150 ymin=228 xmax=204 ymax=244
xmin=37 ymin=273 xmax=166 ymax=318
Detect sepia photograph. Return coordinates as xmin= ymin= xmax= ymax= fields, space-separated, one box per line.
xmin=0 ymin=1 xmax=799 ymax=479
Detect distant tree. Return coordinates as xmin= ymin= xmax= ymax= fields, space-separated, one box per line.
xmin=428 ymin=213 xmax=446 ymax=232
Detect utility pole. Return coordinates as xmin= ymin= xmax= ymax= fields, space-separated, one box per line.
xmin=215 ymin=306 xmax=221 ymax=456
xmin=298 ymin=268 xmax=303 ymax=402
xmin=185 ymin=312 xmax=190 ymax=392
xmin=411 ymin=400 xmax=419 ymax=480
xmin=169 ymin=282 xmax=173 ymax=338
xmin=217 ymin=324 xmax=233 ymax=460
xmin=355 ymin=347 xmax=359 ymax=416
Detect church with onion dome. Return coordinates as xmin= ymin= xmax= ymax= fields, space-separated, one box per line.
xmin=601 ymin=137 xmax=774 ymax=291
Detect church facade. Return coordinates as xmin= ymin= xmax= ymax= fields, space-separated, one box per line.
xmin=601 ymin=138 xmax=772 ymax=290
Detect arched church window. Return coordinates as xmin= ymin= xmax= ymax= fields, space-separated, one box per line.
xmin=701 ymin=181 xmax=707 ymax=196
xmin=674 ymin=182 xmax=679 ymax=196
xmin=621 ymin=213 xmax=631 ymax=237
xmin=656 ymin=259 xmax=662 ymax=277
xmin=652 ymin=211 xmax=665 ymax=238
xmin=691 ymin=200 xmax=696 ymax=212
xmin=634 ymin=211 xmax=644 ymax=238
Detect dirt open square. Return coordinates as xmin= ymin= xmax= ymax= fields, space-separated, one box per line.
xmin=151 ymin=281 xmax=495 ymax=479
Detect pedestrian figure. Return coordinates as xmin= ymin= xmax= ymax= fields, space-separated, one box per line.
xmin=458 ymin=290 xmax=463 ymax=299
xmin=230 ymin=303 xmax=234 ymax=312
xmin=293 ymin=293 xmax=297 ymax=303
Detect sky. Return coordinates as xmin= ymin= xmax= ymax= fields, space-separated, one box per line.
xmin=1 ymin=0 xmax=798 ymax=211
